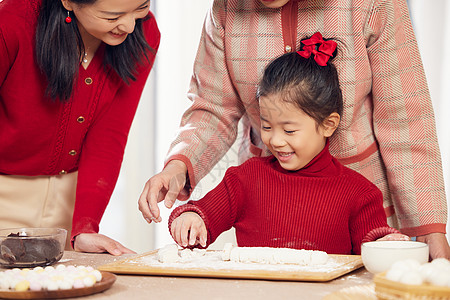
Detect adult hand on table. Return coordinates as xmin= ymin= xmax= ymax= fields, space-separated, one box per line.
xmin=416 ymin=232 xmax=450 ymax=260
xmin=138 ymin=160 xmax=189 ymax=223
xmin=74 ymin=233 xmax=136 ymax=256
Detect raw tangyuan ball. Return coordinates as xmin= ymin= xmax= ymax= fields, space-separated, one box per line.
xmin=399 ymin=270 xmax=423 ymax=285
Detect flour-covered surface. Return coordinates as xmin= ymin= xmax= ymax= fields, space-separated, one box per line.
xmin=139 ymin=250 xmax=337 ymax=272
xmin=98 ymin=250 xmax=363 ymax=282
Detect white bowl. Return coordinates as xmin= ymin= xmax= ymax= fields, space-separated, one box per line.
xmin=361 ymin=241 xmax=429 ymax=274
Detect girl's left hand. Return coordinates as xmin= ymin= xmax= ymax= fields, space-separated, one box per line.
xmin=377 ymin=233 xmax=410 ymax=241
xmin=73 ymin=233 xmax=136 ymax=256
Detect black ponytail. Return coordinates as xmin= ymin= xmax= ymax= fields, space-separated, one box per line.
xmin=258 ymin=34 xmax=343 ymax=125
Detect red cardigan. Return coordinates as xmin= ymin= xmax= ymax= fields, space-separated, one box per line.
xmin=0 ymin=0 xmax=160 ymax=241
xmin=169 ymin=143 xmax=399 ymax=255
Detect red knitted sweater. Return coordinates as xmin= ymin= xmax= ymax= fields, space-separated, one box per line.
xmin=169 ymin=143 xmax=399 ymax=254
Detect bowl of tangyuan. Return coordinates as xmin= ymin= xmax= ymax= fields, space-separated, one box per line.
xmin=0 ymin=228 xmax=67 ymax=268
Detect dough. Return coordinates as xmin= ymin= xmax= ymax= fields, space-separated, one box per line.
xmin=386 ymin=258 xmax=450 ymax=287
xmin=157 ymin=244 xmax=180 ymax=263
xmin=179 ymin=248 xmax=206 ymax=259
xmin=0 ymin=265 xmax=102 ymax=291
xmin=428 ymin=269 xmax=450 ymax=287
xmin=222 ymin=244 xmax=328 ymax=265
xmin=399 ymin=270 xmax=423 ymax=285
xmin=179 ymin=249 xmax=195 ymax=259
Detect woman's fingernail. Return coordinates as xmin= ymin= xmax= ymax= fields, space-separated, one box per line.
xmin=145 ymin=218 xmax=151 ymax=223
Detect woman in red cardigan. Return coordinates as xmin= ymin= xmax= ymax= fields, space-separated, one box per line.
xmin=0 ymin=0 xmax=160 ymax=255
xmin=168 ymin=34 xmax=408 ymax=254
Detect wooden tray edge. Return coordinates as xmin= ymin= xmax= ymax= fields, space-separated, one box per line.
xmin=374 ymin=272 xmax=450 ymax=297
xmin=98 ymin=251 xmax=363 ymax=282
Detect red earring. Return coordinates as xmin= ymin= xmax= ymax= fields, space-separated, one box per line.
xmin=65 ymin=11 xmax=72 ymax=24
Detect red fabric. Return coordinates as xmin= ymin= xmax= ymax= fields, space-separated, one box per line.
xmin=297 ymin=32 xmax=337 ymax=66
xmin=0 ymin=0 xmax=160 ymax=241
xmin=361 ymin=227 xmax=401 ymax=244
xmin=169 ymin=143 xmax=394 ymax=255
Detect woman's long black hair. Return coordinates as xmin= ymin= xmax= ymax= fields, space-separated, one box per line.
xmin=35 ymin=0 xmax=154 ymax=102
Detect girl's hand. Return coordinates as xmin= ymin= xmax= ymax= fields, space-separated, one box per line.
xmin=73 ymin=233 xmax=136 ymax=256
xmin=170 ymin=212 xmax=207 ymax=248
xmin=138 ymin=160 xmax=189 ymax=223
xmin=377 ymin=233 xmax=410 ymax=242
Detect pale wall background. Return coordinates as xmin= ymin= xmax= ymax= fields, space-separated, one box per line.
xmin=100 ymin=0 xmax=450 ymax=254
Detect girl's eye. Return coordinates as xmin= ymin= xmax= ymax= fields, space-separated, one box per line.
xmin=138 ymin=5 xmax=149 ymax=10
xmin=284 ymin=130 xmax=296 ymax=134
xmin=262 ymin=126 xmax=271 ymax=131
xmin=106 ymin=17 xmax=120 ymax=21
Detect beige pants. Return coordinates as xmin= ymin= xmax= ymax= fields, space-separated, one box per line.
xmin=0 ymin=172 xmax=77 ymax=250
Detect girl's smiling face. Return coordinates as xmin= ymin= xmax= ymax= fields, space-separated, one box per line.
xmin=259 ymin=94 xmax=338 ymax=171
xmin=61 ymin=0 xmax=150 ymax=46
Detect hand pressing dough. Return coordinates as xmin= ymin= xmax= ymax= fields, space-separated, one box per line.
xmin=222 ymin=243 xmax=328 ymax=265
xmin=157 ymin=244 xmax=180 ymax=263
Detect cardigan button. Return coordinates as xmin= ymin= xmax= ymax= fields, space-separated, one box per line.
xmin=77 ymin=116 xmax=85 ymax=123
xmin=285 ymin=45 xmax=292 ymax=52
xmin=59 ymin=170 xmax=67 ymax=175
xmin=85 ymin=77 xmax=93 ymax=85
xmin=69 ymin=150 xmax=77 ymax=156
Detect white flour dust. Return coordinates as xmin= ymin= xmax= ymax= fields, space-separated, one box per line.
xmin=127 ymin=251 xmax=347 ymax=273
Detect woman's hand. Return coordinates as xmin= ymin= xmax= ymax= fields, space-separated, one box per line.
xmin=376 ymin=233 xmax=410 ymax=241
xmin=138 ymin=160 xmax=189 ymax=223
xmin=73 ymin=233 xmax=135 ymax=256
xmin=170 ymin=212 xmax=207 ymax=248
xmin=417 ymin=232 xmax=450 ymax=260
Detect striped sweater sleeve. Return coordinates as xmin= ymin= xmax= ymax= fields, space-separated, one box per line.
xmin=365 ymin=0 xmax=447 ymax=234
xmin=165 ymin=0 xmax=246 ymax=190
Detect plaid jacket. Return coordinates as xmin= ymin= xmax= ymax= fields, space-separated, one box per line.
xmin=166 ymin=0 xmax=447 ymax=236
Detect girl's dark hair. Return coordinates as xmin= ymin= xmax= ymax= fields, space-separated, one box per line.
xmin=35 ymin=0 xmax=154 ymax=101
xmin=257 ymin=36 xmax=343 ymax=126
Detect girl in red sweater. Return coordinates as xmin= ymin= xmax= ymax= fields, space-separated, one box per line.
xmin=168 ymin=33 xmax=408 ymax=254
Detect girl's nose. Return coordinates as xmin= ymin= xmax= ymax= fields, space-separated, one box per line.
xmin=270 ymin=132 xmax=286 ymax=148
xmin=118 ymin=15 xmax=136 ymax=34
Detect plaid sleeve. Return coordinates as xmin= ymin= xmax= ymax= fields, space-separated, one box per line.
xmin=165 ymin=0 xmax=246 ymax=190
xmin=365 ymin=0 xmax=447 ymax=235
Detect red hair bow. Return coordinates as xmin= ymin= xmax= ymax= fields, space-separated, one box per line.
xmin=296 ymin=32 xmax=337 ymax=66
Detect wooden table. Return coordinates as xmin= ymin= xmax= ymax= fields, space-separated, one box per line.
xmin=1 ymin=251 xmax=376 ymax=299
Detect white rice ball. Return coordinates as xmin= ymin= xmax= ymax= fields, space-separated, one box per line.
xmin=428 ymin=269 xmax=450 ymax=287
xmin=399 ymin=270 xmax=423 ymax=285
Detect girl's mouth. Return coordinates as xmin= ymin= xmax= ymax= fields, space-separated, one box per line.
xmin=110 ymin=32 xmax=126 ymax=38
xmin=277 ymin=151 xmax=294 ymax=162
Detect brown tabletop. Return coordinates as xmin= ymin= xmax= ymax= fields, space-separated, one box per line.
xmin=1 ymin=251 xmax=375 ymax=299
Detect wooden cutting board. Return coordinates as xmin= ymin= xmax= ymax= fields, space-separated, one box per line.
xmin=98 ymin=250 xmax=363 ymax=282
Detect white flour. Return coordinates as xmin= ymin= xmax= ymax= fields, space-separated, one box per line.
xmin=127 ymin=251 xmax=348 ymax=273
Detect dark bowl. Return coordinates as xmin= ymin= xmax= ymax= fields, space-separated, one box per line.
xmin=0 ymin=228 xmax=67 ymax=268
